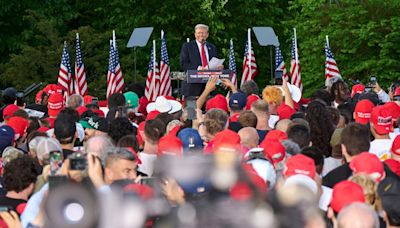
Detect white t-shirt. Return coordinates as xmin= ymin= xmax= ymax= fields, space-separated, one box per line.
xmin=137 ymin=153 xmax=157 ymax=176
xmin=369 ymin=138 xmax=393 ymax=161
xmin=269 ymin=115 xmax=279 ymax=129
xmin=389 ymin=128 xmax=399 ymax=140
xmin=322 ymin=157 xmax=342 ymax=177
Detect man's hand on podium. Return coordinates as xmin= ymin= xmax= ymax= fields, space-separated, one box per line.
xmin=216 ymin=65 xmax=224 ymax=70
xmin=197 ymin=65 xmax=209 ymax=70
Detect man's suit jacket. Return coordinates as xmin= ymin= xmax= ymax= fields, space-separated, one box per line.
xmin=180 ymin=40 xmax=218 ymax=97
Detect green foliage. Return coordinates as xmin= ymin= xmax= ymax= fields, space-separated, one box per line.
xmin=1 ymin=0 xmax=400 ymax=98
xmin=286 ymin=0 xmax=400 ymax=96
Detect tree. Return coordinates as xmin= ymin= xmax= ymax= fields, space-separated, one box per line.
xmin=285 ymin=0 xmax=400 ymax=96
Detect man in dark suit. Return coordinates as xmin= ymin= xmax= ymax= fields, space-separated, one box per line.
xmin=180 ymin=24 xmax=223 ymax=98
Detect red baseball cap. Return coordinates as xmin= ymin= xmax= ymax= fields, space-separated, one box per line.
xmin=283 ymin=154 xmax=316 ymax=179
xmin=246 ymin=94 xmax=260 ymax=110
xmin=138 ymin=97 xmax=149 ymax=115
xmin=3 ymin=104 xmax=19 ymax=121
xmin=76 ymin=106 xmax=88 ymax=116
xmin=37 ymin=126 xmax=50 ymax=133
xmin=212 ymin=129 xmax=241 ymax=152
xmin=330 ymin=180 xmax=365 ymax=213
xmin=206 ymin=94 xmax=228 ymax=113
xmin=391 ymin=135 xmax=400 ymax=156
xmin=83 ymin=95 xmax=94 ymax=106
xmin=47 ymin=93 xmax=64 ymax=117
xmin=264 ymin=130 xmax=288 ymax=142
xmin=277 ymin=103 xmax=296 ymax=120
xmin=43 ymin=84 xmax=63 ymax=95
xmin=7 ymin=116 xmax=29 ymax=140
xmin=384 ymin=102 xmax=400 ymax=123
xmin=157 ymin=135 xmax=183 ymax=156
xmin=371 ymin=106 xmax=392 ymax=135
xmin=386 ymin=159 xmax=400 ymax=177
xmin=354 ymin=99 xmax=375 ymax=124
xmin=146 ymin=110 xmax=160 ymax=120
xmin=230 ymin=164 xmax=267 ymax=200
xmin=349 ymin=152 xmax=385 ymax=182
xmin=384 ymin=159 xmax=400 ymax=176
xmin=259 ymin=139 xmax=286 ymax=165
xmin=351 ymin=84 xmax=365 ymax=98
xmin=92 ymin=109 xmax=105 ymax=118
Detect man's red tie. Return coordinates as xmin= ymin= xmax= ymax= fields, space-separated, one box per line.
xmin=201 ymin=43 xmax=207 ymax=67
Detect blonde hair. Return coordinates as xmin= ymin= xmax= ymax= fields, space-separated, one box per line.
xmin=195 ymin=24 xmax=209 ymax=32
xmin=262 ymin=86 xmax=283 ymax=105
xmin=349 ymin=174 xmax=380 ymax=211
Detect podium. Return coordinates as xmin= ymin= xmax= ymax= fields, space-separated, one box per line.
xmin=186 ymin=70 xmax=232 ymax=83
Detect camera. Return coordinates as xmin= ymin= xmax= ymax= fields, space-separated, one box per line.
xmin=91 ymin=97 xmax=98 ymax=106
xmin=69 ymin=152 xmax=87 ymax=170
xmin=275 ymin=70 xmax=283 ymax=85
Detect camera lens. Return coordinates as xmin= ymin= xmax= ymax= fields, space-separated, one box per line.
xmin=63 ymin=202 xmax=85 ymax=223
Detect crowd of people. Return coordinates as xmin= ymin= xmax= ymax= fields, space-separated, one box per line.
xmin=0 ymin=76 xmax=399 ymax=228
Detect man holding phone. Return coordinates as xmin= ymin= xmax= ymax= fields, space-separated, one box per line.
xmin=368 ymin=76 xmax=390 ymax=103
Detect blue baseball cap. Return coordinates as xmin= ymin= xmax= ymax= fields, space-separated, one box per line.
xmin=0 ymin=125 xmax=15 ymax=154
xmin=229 ymin=92 xmax=247 ymax=110
xmin=177 ymin=128 xmax=203 ymax=151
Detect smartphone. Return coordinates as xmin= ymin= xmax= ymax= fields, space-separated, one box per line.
xmin=0 ymin=206 xmax=12 ymax=212
xmin=92 ymin=97 xmax=99 ymax=106
xmin=275 ymin=70 xmax=283 ymax=85
xmin=69 ymin=152 xmax=87 ymax=171
xmin=140 ymin=177 xmax=158 ymax=187
xmin=370 ymin=76 xmax=377 ymax=86
xmin=49 ymin=151 xmax=63 ymax=175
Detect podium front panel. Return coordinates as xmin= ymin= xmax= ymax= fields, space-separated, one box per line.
xmin=186 ymin=70 xmax=232 ymax=84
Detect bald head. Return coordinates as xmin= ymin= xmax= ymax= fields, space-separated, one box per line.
xmin=275 ymin=119 xmax=292 ymax=133
xmin=238 ymin=127 xmax=259 ymax=149
xmin=338 ymin=203 xmax=379 ymax=228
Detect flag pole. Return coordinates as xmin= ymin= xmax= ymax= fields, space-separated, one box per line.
xmin=153 ymin=40 xmax=156 ymax=74
xmin=161 ymin=30 xmax=164 ymax=39
xmin=325 ymin=35 xmax=329 ymax=48
xmin=113 ymin=30 xmax=116 ymax=49
xmin=247 ymin=28 xmax=251 ymax=75
xmin=293 ymin=28 xmax=298 ymax=62
xmin=186 ymin=38 xmax=190 ymax=43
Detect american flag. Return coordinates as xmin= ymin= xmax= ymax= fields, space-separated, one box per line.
xmin=112 ymin=32 xmax=125 ymax=95
xmin=275 ymin=45 xmax=288 ymax=81
xmin=290 ymin=29 xmax=302 ymax=91
xmin=74 ymin=33 xmax=88 ymax=96
xmin=145 ymin=41 xmax=160 ymax=101
xmin=228 ymin=39 xmax=237 ymax=88
xmin=57 ymin=41 xmax=74 ymax=96
xmin=325 ymin=36 xmax=341 ymax=80
xmin=106 ymin=40 xmax=116 ymax=98
xmin=158 ymin=30 xmax=172 ymax=96
xmin=241 ymin=29 xmax=257 ymax=86
xmin=106 ymin=32 xmax=125 ymax=98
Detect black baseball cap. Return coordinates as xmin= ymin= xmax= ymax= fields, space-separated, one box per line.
xmin=378 ymin=176 xmax=400 ymax=225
